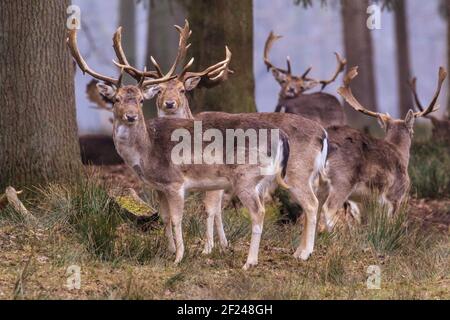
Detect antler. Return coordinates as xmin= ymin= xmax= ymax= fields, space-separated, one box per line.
xmin=179 ymin=46 xmax=233 ymax=87
xmin=263 ymin=31 xmax=290 ymax=75
xmin=67 ymin=29 xmax=123 ymax=87
xmin=410 ymin=67 xmax=447 ymax=118
xmin=318 ymin=52 xmax=347 ymax=90
xmin=165 ymin=20 xmax=192 ymax=77
xmin=69 ymin=28 xmax=175 ymax=88
xmin=113 ymin=20 xmax=192 ymax=85
xmin=113 ymin=27 xmax=159 ymax=80
xmin=337 ymin=66 xmax=390 ymax=121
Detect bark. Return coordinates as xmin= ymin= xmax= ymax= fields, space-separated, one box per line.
xmin=119 ymin=0 xmax=136 ymax=67
xmin=341 ymin=0 xmax=378 ymax=128
xmin=394 ymin=0 xmax=413 ymax=117
xmin=0 ymin=0 xmax=82 ymax=189
xmin=145 ymin=0 xmax=186 ymax=117
xmin=181 ymin=0 xmax=256 ymax=114
xmin=447 ymin=0 xmax=450 ymax=119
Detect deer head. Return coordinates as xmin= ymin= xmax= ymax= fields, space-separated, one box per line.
xmin=114 ymin=20 xmax=233 ymax=119
xmin=264 ymin=31 xmax=346 ymax=100
xmin=67 ymin=29 xmax=175 ymax=126
xmin=338 ymin=66 xmax=446 ymax=150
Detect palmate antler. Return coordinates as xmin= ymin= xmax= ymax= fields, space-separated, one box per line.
xmin=67 ymin=29 xmax=175 ymax=88
xmin=339 ymin=66 xmax=446 ymax=121
xmin=114 ymin=20 xmax=233 ymax=88
xmin=337 ymin=66 xmax=391 ymax=122
xmin=408 ymin=67 xmax=447 ymax=118
xmin=263 ymin=31 xmax=347 ymax=91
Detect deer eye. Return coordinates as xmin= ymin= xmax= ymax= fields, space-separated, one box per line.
xmin=180 ymin=88 xmax=186 ymax=94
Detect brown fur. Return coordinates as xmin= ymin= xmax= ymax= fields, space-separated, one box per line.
xmin=275 ymin=92 xmax=346 ymax=127
xmin=108 ymin=85 xmax=292 ymax=268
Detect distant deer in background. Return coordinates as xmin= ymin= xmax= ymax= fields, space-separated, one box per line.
xmin=115 ymin=21 xmax=330 ymax=263
xmin=320 ymin=66 xmax=446 ymax=231
xmin=409 ymin=75 xmax=450 ymax=145
xmin=68 ymin=27 xmax=292 ymax=269
xmin=264 ymin=32 xmax=347 ymax=127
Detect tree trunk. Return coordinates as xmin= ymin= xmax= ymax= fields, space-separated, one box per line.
xmin=447 ymin=0 xmax=450 ymax=119
xmin=119 ymin=0 xmax=136 ymax=67
xmin=0 ymin=0 xmax=82 ymax=189
xmin=181 ymin=0 xmax=256 ymax=114
xmin=147 ymin=0 xmax=186 ymax=71
xmin=144 ymin=0 xmax=186 ymax=118
xmin=341 ymin=0 xmax=378 ymax=128
xmin=394 ymin=0 xmax=413 ymax=118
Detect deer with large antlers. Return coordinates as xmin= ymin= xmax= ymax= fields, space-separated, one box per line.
xmin=264 ymin=32 xmax=347 ymax=127
xmin=409 ymin=75 xmax=450 ymax=145
xmin=68 ymin=27 xmax=295 ymax=269
xmin=114 ymin=21 xmax=330 ymax=262
xmin=319 ymin=66 xmax=446 ymax=231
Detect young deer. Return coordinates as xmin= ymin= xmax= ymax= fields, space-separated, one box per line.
xmin=68 ymin=28 xmax=292 ymax=269
xmin=264 ymin=32 xmax=347 ymax=127
xmin=409 ymin=75 xmax=450 ymax=145
xmin=115 ymin=21 xmax=330 ymax=262
xmin=320 ymin=66 xmax=446 ymax=231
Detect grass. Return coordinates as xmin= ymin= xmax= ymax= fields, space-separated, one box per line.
xmin=409 ymin=141 xmax=450 ymax=199
xmin=0 ymin=174 xmax=448 ymax=299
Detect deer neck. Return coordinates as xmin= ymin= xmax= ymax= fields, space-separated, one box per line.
xmin=384 ymin=132 xmax=412 ymax=166
xmin=113 ymin=117 xmax=151 ymax=174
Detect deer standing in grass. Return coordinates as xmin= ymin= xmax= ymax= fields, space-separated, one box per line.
xmin=319 ymin=66 xmax=446 ymax=231
xmin=264 ymin=32 xmax=347 ymax=127
xmin=115 ymin=21 xmax=329 ymax=262
xmin=68 ymin=28 xmax=294 ymax=269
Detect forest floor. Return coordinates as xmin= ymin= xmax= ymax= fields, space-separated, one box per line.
xmin=0 ymin=163 xmax=448 ymax=300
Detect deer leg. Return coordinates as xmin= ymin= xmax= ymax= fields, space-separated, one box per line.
xmin=237 ymin=189 xmax=265 ymax=270
xmin=321 ymin=185 xmax=352 ymax=232
xmin=157 ymin=191 xmax=176 ymax=253
xmin=212 ymin=191 xmax=228 ymax=249
xmin=289 ymin=185 xmax=319 ymax=261
xmin=202 ymin=190 xmax=226 ymax=254
xmin=165 ymin=191 xmax=185 ymax=264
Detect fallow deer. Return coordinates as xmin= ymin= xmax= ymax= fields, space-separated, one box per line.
xmin=320 ymin=66 xmax=446 ymax=231
xmin=264 ymin=32 xmax=347 ymax=127
xmin=115 ymin=21 xmax=330 ymax=262
xmin=409 ymin=75 xmax=450 ymax=145
xmin=68 ymin=28 xmax=293 ymax=269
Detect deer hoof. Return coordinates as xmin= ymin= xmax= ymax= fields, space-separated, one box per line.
xmin=242 ymin=261 xmax=258 ymax=270
xmin=293 ymin=248 xmax=312 ymax=261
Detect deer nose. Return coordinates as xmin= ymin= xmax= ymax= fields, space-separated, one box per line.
xmin=125 ymin=114 xmax=138 ymax=123
xmin=165 ymin=101 xmax=176 ymax=109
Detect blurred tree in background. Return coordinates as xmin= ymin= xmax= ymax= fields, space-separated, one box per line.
xmin=393 ymin=0 xmax=414 ymax=117
xmin=180 ymin=0 xmax=257 ymax=114
xmin=0 ymin=0 xmax=82 ymax=189
xmin=341 ymin=0 xmax=378 ymax=127
xmin=119 ymin=0 xmax=136 ymax=67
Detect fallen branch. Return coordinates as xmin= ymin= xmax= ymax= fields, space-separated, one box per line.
xmin=1 ymin=187 xmax=37 ymax=223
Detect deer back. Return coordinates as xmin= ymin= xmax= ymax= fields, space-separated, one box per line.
xmin=276 ymin=92 xmax=346 ymax=128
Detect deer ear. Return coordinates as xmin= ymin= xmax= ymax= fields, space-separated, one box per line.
xmin=142 ymin=85 xmax=161 ymax=100
xmin=272 ymin=69 xmax=287 ymax=83
xmin=96 ymin=83 xmax=116 ymax=99
xmin=404 ymin=109 xmax=415 ymax=130
xmin=184 ymin=76 xmax=202 ymax=91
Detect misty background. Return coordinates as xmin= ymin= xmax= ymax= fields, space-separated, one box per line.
xmin=72 ymin=0 xmax=447 ymax=135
